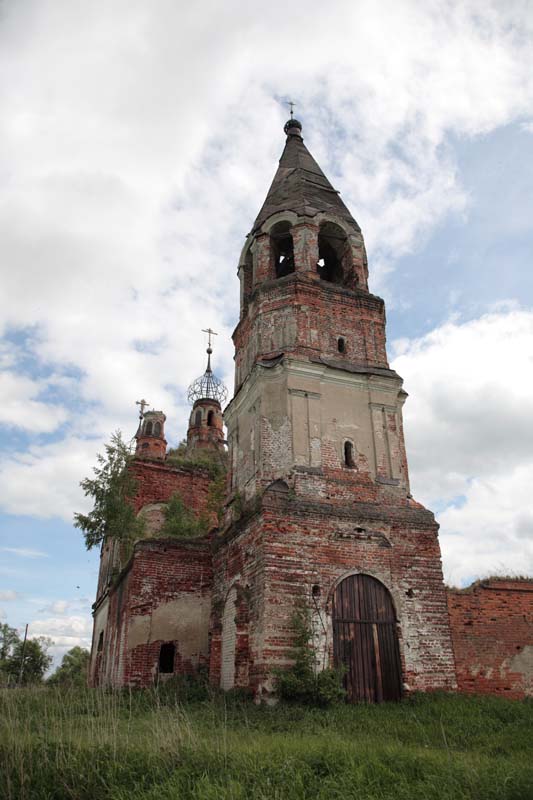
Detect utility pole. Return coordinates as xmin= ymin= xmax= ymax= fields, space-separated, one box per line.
xmin=17 ymin=623 xmax=28 ymax=686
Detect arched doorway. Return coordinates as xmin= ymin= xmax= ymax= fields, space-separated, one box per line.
xmin=220 ymin=587 xmax=237 ymax=690
xmin=332 ymin=574 xmax=402 ymax=703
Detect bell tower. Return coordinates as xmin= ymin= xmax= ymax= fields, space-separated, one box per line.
xmin=225 ymin=115 xmax=408 ymax=504
xmin=215 ymin=115 xmax=457 ymax=701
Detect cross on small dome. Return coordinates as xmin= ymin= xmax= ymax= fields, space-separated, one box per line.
xmin=187 ymin=329 xmax=228 ymax=405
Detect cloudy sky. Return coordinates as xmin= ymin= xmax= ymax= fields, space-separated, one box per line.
xmin=1 ymin=0 xmax=532 ymax=667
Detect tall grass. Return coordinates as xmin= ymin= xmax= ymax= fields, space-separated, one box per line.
xmin=1 ymin=687 xmax=532 ymax=800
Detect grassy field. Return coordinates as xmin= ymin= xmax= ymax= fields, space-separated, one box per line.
xmin=1 ymin=686 xmax=532 ymax=800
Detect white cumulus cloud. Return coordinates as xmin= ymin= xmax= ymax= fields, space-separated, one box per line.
xmin=392 ymin=308 xmax=533 ymax=584
xmin=0 ymin=1 xmax=532 ymax=601
xmin=0 ymin=589 xmax=19 ymax=601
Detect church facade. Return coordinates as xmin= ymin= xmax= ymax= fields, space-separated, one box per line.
xmin=89 ymin=117 xmax=532 ymax=701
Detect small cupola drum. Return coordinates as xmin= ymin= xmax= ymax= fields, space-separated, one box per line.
xmin=134 ymin=402 xmax=167 ymax=460
xmin=186 ymin=329 xmax=227 ymax=453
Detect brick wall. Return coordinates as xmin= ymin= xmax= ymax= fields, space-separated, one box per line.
xmin=130 ymin=459 xmax=212 ymax=515
xmin=211 ymin=489 xmax=457 ymax=700
xmin=447 ymin=579 xmax=533 ymax=699
xmin=233 ymin=275 xmax=388 ymax=390
xmin=98 ymin=538 xmax=213 ymax=687
xmin=90 ymin=459 xmax=216 ymax=687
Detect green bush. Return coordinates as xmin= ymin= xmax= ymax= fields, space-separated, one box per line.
xmin=274 ymin=603 xmax=345 ymax=707
xmin=159 ymin=492 xmax=209 ymax=539
xmin=74 ymin=431 xmax=144 ymax=550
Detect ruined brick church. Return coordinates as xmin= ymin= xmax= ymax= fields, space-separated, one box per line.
xmin=89 ymin=116 xmax=533 ymax=701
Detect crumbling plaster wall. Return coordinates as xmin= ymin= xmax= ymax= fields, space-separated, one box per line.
xmin=233 ymin=275 xmax=388 ymax=391
xmin=212 ymin=491 xmax=456 ymax=700
xmin=210 ymin=515 xmax=267 ymax=692
xmin=225 ymin=359 xmax=409 ymax=502
xmin=90 ymin=459 xmax=216 ymax=688
xmin=257 ymin=493 xmax=456 ymax=698
xmin=105 ymin=539 xmax=213 ymax=687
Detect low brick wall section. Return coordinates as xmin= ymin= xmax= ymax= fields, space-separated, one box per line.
xmin=118 ymin=538 xmax=213 ymax=687
xmin=447 ymin=579 xmax=533 ymax=699
xmin=131 ymin=459 xmax=212 ymax=515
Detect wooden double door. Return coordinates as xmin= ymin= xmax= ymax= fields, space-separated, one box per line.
xmin=333 ymin=574 xmax=402 ymax=703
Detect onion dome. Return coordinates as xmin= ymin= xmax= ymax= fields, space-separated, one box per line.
xmin=283 ymin=117 xmax=303 ymax=136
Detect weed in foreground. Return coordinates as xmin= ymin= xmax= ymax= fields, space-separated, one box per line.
xmin=1 ymin=687 xmax=532 ymax=800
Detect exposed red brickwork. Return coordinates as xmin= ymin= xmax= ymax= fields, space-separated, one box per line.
xmin=447 ymin=580 xmax=533 ymax=699
xmin=233 ymin=276 xmax=388 ymax=391
xmin=130 ymin=459 xmax=212 ymax=515
xmin=135 ymin=410 xmax=167 ymax=459
xmin=209 ymin=490 xmax=457 ymax=698
xmin=92 ymin=538 xmax=213 ymax=688
xmin=187 ymin=398 xmax=225 ymax=451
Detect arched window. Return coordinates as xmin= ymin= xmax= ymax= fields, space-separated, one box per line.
xmin=344 ymin=440 xmax=355 ymax=468
xmin=207 ymin=410 xmax=215 ymax=427
xmin=317 ymin=222 xmax=349 ymax=285
xmin=220 ymin=587 xmax=237 ymax=690
xmin=270 ymin=221 xmax=295 ymax=279
xmin=154 ymin=422 xmax=161 ymax=436
xmin=194 ymin=410 xmax=202 ymax=427
xmin=338 ymin=337 xmax=346 ymax=354
xmin=97 ymin=631 xmax=104 ymax=652
xmin=159 ymin=642 xmax=175 ymax=674
xmin=145 ymin=421 xmax=153 ymax=436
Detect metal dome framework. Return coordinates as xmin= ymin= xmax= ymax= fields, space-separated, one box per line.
xmin=187 ymin=363 xmax=228 ymax=406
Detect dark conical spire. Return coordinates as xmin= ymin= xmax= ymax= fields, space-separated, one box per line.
xmin=252 ymin=118 xmax=360 ymax=234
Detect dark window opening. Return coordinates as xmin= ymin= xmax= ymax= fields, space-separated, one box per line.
xmin=270 ymin=221 xmax=295 ymax=278
xmin=317 ymin=222 xmax=349 ymax=285
xmin=312 ymin=584 xmax=321 ymax=598
xmin=145 ymin=421 xmax=153 ymax=436
xmin=154 ymin=421 xmax=161 ymax=436
xmin=344 ymin=441 xmax=356 ymax=468
xmin=194 ymin=410 xmax=202 ymax=426
xmin=337 ymin=337 xmax=346 ymax=353
xmin=159 ymin=642 xmax=175 ymax=674
xmin=97 ymin=631 xmax=104 ymax=652
xmin=207 ymin=410 xmax=215 ymax=427
xmin=141 ymin=442 xmax=149 ymax=449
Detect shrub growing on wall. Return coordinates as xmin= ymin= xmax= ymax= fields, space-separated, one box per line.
xmin=160 ymin=492 xmax=209 ymax=539
xmin=74 ymin=431 xmax=145 ymax=550
xmin=274 ymin=603 xmax=345 ymax=707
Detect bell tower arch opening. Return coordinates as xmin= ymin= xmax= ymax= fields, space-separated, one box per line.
xmin=317 ymin=221 xmax=351 ymax=286
xmin=271 ymin=220 xmax=295 ymax=278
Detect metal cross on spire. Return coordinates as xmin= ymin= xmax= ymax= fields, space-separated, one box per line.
xmin=135 ymin=398 xmax=150 ymax=418
xmin=202 ymin=327 xmax=218 ymax=372
xmin=202 ymin=327 xmax=218 ymax=350
xmin=287 ymin=100 xmax=296 ymax=119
